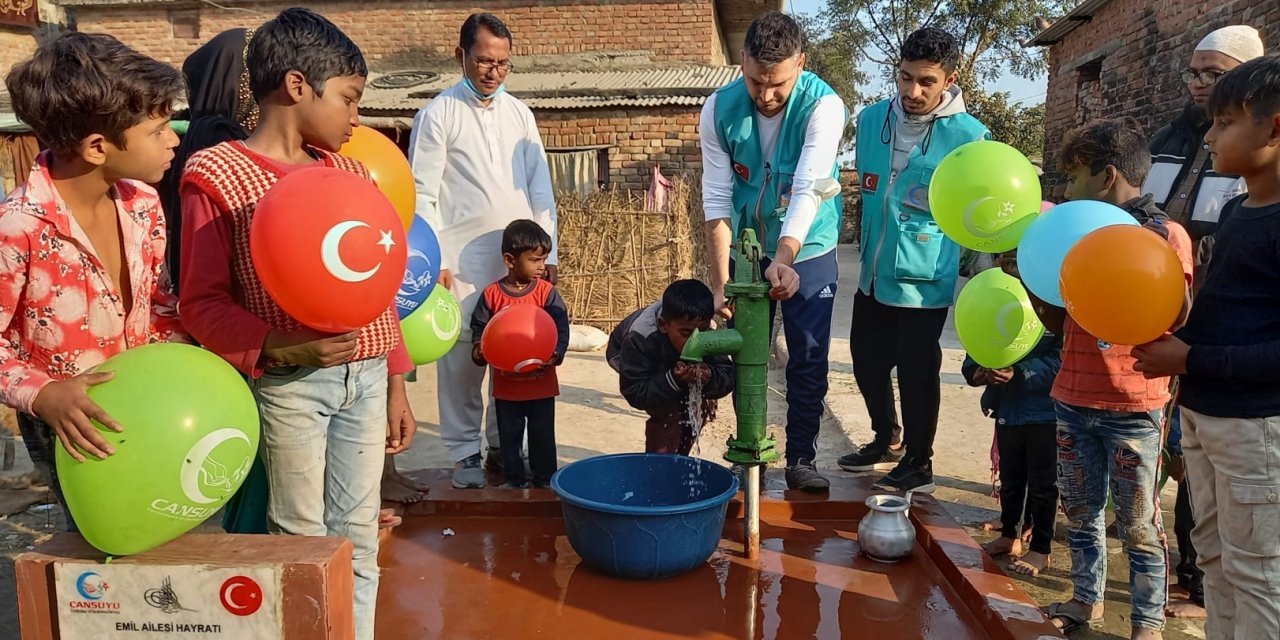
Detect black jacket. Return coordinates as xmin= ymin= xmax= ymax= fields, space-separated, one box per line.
xmin=1146 ymin=104 xmax=1246 ymax=242
xmin=607 ymin=303 xmax=734 ymax=414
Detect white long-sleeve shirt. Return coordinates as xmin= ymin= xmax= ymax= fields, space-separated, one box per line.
xmin=699 ymin=91 xmax=846 ymax=246
xmin=409 ymin=82 xmax=559 ymax=276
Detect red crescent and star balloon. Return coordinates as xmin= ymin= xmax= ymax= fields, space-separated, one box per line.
xmin=251 ymin=166 xmax=408 ymax=333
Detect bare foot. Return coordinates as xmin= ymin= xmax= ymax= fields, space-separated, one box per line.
xmin=1131 ymin=627 xmax=1162 ymax=640
xmin=382 ymin=479 xmax=427 ymax=504
xmin=1165 ymin=599 xmax=1206 ymax=619
xmin=982 ymin=536 xmax=1022 ymax=558
xmin=1010 ymin=550 xmax=1049 ymax=576
xmin=390 ymin=469 xmax=431 ymax=493
xmin=980 ymin=517 xmax=1002 ymax=532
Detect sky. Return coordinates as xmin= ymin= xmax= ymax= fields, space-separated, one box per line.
xmin=787 ymin=0 xmax=1047 ymax=106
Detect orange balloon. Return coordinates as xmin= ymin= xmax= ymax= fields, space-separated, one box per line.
xmin=338 ymin=125 xmax=415 ymax=229
xmin=1059 ymin=225 xmax=1185 ymax=345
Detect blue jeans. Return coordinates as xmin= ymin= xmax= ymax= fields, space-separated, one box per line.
xmin=1055 ymin=402 xmax=1168 ymax=630
xmin=251 ymin=358 xmax=388 ymax=640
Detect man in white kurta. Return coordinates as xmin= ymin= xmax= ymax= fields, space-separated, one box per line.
xmin=409 ymin=12 xmax=558 ymax=488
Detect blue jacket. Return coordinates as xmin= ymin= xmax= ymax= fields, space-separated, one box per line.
xmin=856 ymin=90 xmax=990 ymax=308
xmin=962 ymin=332 xmax=1063 ymax=426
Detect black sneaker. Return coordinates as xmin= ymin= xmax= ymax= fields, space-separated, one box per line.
xmin=838 ymin=443 xmax=903 ymax=472
xmin=785 ymin=459 xmax=830 ymax=492
xmin=873 ymin=460 xmax=935 ymax=493
xmin=484 ymin=447 xmax=504 ymax=474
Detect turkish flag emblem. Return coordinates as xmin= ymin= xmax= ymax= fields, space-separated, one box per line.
xmin=251 ymin=166 xmax=408 ymax=332
xmin=732 ymin=162 xmax=750 ymax=181
xmin=219 ymin=576 xmax=263 ymax=616
xmin=861 ymin=172 xmax=880 ymax=192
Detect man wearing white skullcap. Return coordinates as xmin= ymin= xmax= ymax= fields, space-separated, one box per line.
xmin=1141 ymin=23 xmax=1265 ymax=621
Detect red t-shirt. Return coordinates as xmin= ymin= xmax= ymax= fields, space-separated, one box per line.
xmin=471 ymin=278 xmax=569 ymax=401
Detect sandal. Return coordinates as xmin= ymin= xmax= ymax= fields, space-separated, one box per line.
xmin=1043 ymin=602 xmax=1101 ymax=635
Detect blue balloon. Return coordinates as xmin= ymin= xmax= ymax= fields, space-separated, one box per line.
xmin=396 ymin=216 xmax=442 ymax=319
xmin=1016 ymin=200 xmax=1139 ymax=306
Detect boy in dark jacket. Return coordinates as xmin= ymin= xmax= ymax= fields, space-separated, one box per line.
xmin=607 ymin=280 xmax=733 ymax=455
xmin=963 ymin=325 xmax=1062 ymax=577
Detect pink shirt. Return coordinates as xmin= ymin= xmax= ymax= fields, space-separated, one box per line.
xmin=0 ymin=152 xmax=187 ymax=414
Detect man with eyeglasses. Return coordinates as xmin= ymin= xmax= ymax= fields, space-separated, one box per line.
xmin=1146 ymin=26 xmax=1263 ymax=247
xmin=409 ymin=12 xmax=558 ymax=489
xmin=1141 ymin=24 xmax=1264 ymax=620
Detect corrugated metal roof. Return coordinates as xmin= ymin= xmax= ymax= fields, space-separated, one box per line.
xmin=1026 ymin=0 xmax=1115 ymax=47
xmin=361 ymin=65 xmax=742 ymax=114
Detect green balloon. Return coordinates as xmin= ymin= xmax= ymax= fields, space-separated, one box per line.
xmin=55 ymin=343 xmax=260 ymax=556
xmin=955 ymin=268 xmax=1045 ymax=369
xmin=402 ymin=285 xmax=461 ymax=365
xmin=928 ymin=140 xmax=1042 ymax=252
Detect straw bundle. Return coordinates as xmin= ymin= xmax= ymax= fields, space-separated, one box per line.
xmin=556 ymin=177 xmax=706 ymax=331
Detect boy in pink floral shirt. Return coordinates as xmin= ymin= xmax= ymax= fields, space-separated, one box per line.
xmin=0 ymin=33 xmax=187 ymax=528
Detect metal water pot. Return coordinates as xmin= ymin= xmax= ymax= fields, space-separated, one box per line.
xmin=858 ymin=493 xmax=916 ymax=563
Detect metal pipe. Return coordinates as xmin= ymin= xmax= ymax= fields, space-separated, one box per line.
xmin=677 ymin=229 xmax=778 ymax=561
xmin=744 ymin=465 xmax=760 ymax=560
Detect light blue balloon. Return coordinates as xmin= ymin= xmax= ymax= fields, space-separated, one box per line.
xmin=1016 ymin=200 xmax=1139 ymax=306
xmin=396 ymin=216 xmax=442 ymax=320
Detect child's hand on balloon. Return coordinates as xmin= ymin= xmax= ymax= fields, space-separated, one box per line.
xmin=264 ymin=328 xmax=359 ymax=368
xmin=471 ymin=343 xmax=487 ymax=367
xmin=1132 ymin=336 xmax=1190 ymax=379
xmin=32 ymin=371 xmax=122 ymax=462
xmin=988 ymin=368 xmax=1015 ymax=385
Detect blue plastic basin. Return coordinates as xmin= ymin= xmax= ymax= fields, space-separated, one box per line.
xmin=550 ymin=453 xmax=739 ymax=579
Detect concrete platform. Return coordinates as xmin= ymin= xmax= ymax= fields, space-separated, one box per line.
xmin=375 ymin=469 xmax=1063 ymax=639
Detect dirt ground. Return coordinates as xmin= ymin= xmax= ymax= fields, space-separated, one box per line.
xmin=0 ymin=245 xmax=1206 ymax=639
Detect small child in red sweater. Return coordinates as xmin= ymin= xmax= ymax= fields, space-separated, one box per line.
xmin=470 ymin=220 xmax=570 ymax=488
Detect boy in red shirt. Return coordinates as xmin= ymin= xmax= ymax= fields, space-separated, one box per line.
xmin=178 ymin=10 xmax=413 ymax=639
xmin=470 ymin=220 xmax=569 ymax=488
xmin=1044 ymin=118 xmax=1193 ymax=639
xmin=0 ymin=34 xmax=186 ymax=528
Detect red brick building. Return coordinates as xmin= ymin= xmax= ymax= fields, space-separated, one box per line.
xmin=1029 ymin=0 xmax=1279 ymax=188
xmin=1 ymin=0 xmax=783 ymax=192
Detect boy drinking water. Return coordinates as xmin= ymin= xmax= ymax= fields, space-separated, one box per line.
xmin=607 ymin=279 xmax=734 ymax=455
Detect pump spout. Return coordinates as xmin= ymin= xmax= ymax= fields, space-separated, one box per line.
xmin=680 ymin=328 xmax=743 ymax=363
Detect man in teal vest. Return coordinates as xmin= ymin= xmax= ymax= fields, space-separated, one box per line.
xmin=701 ymin=11 xmax=847 ymax=491
xmin=837 ymin=27 xmax=990 ymax=493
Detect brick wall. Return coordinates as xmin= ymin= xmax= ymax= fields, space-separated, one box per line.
xmin=1041 ymin=0 xmax=1280 ymax=186
xmin=69 ymin=0 xmax=722 ymax=69
xmin=537 ymin=106 xmax=702 ymax=191
xmin=0 ymin=27 xmax=39 ymax=78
